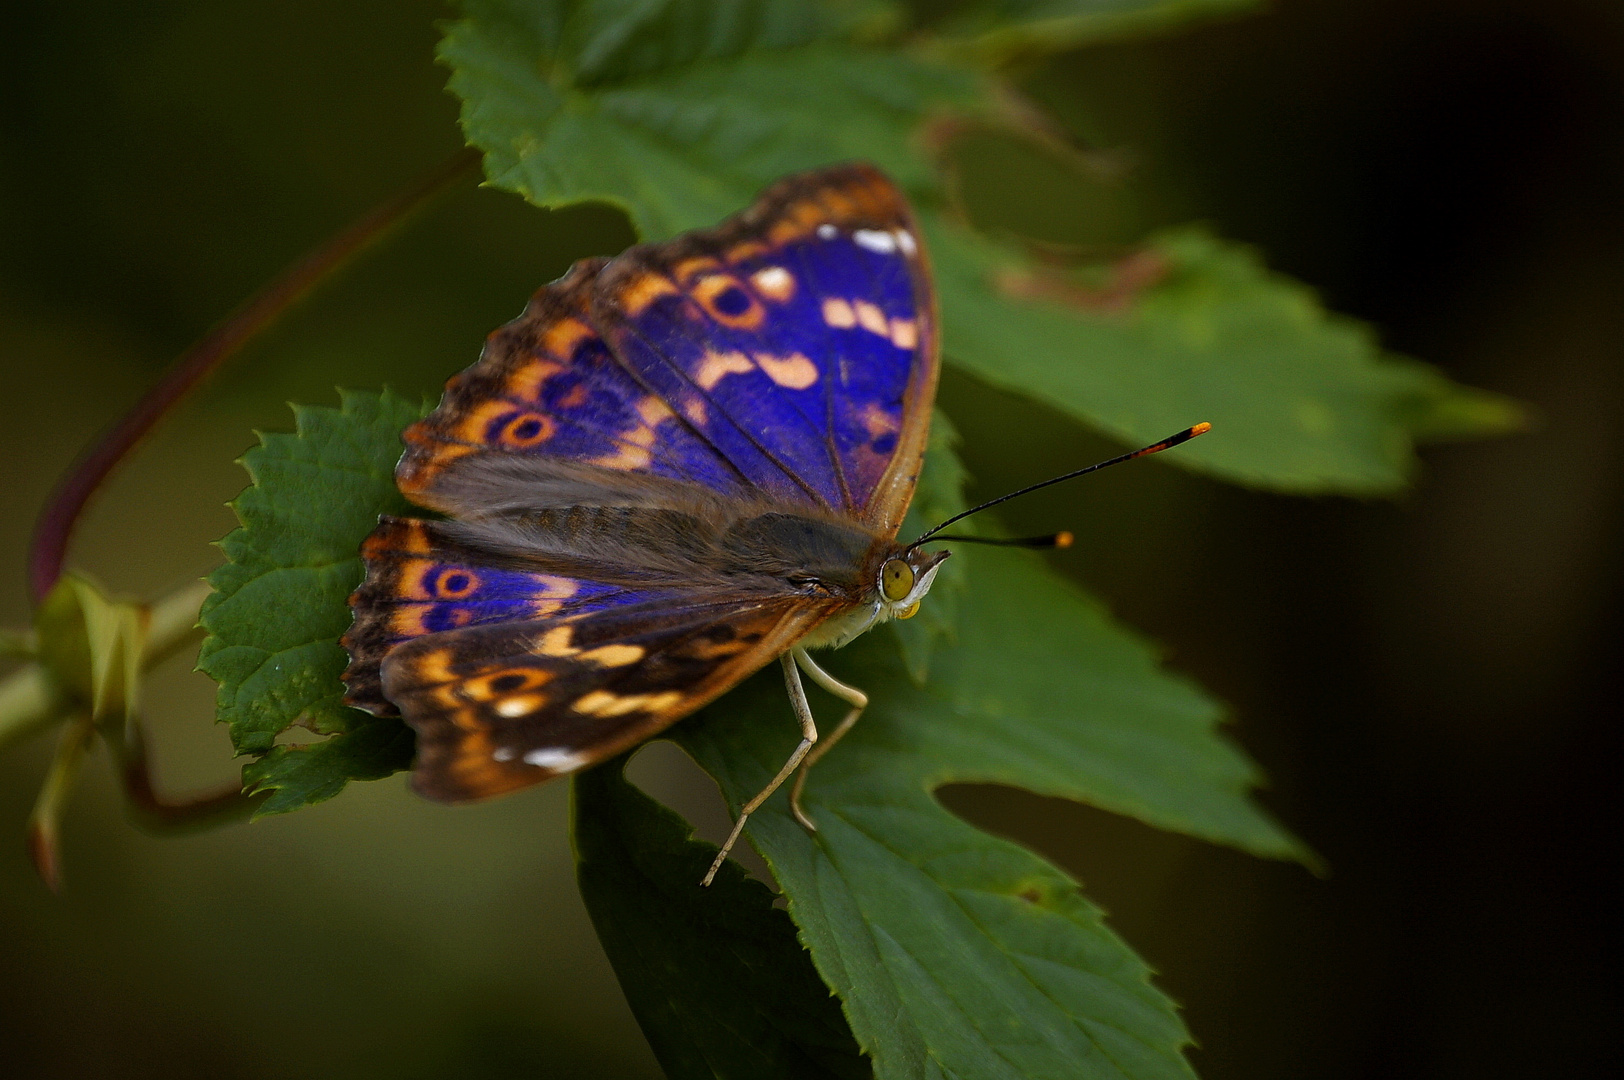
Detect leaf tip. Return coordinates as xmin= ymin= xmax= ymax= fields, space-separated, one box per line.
xmin=27 ymin=819 xmax=62 ymax=893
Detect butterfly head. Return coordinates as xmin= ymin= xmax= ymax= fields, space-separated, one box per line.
xmin=877 ymin=547 xmax=949 ymax=623
xmin=794 ymin=540 xmax=949 ymax=651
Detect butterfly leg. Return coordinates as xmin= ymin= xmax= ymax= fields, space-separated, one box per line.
xmin=787 ymin=647 xmax=868 ymax=833
xmin=700 ymin=653 xmax=820 ymax=887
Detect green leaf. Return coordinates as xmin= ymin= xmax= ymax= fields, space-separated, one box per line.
xmin=441 ymin=0 xmax=983 ymax=238
xmin=1385 ymin=356 xmax=1529 ymax=441
xmin=198 ymin=389 xmax=427 ymax=814
xmin=930 ymin=217 xmax=1525 ymax=494
xmin=938 ymin=0 xmax=1263 ymax=62
xmin=573 ymin=756 xmax=871 ymax=1080
xmin=674 ymin=546 xmax=1307 ymax=1080
xmin=890 ymin=410 xmax=970 ymax=683
xmin=242 ymin=715 xmax=418 ymax=816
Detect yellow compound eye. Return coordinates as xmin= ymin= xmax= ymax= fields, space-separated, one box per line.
xmin=881 ymin=558 xmax=915 ymax=602
xmin=897 ymin=601 xmax=921 ymax=620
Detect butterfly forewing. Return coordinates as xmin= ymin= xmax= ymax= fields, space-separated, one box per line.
xmin=394 ymin=260 xmax=755 ymax=514
xmin=593 ymin=163 xmax=938 ymax=531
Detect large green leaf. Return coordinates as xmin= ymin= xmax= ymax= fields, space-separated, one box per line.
xmin=574 ymin=756 xmax=871 ymax=1080
xmin=928 ymin=217 xmax=1523 ymax=493
xmin=673 ymin=545 xmax=1306 ymax=1080
xmin=441 ymin=2 xmax=1517 ymax=498
xmin=197 ymin=389 xmax=426 ymax=813
xmin=440 ymin=0 xmax=984 ymax=239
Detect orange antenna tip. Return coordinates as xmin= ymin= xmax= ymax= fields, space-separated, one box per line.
xmin=1191 ymin=422 xmax=1212 ymax=436
xmin=1054 ymin=531 xmax=1074 ymax=549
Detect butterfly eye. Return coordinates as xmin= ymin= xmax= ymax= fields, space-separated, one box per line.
xmin=881 ymin=559 xmax=915 ymax=602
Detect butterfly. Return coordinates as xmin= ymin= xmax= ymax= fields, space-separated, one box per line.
xmin=340 ymin=161 xmax=1209 ymax=884
xmin=342 ymin=163 xmax=945 ymax=882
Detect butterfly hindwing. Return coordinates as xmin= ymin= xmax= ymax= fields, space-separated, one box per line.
xmin=381 ymin=596 xmax=833 ymax=802
xmin=343 ymin=516 xmax=640 ymax=716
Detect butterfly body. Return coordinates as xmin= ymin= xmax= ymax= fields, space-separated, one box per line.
xmin=341 ymin=163 xmax=941 ymax=831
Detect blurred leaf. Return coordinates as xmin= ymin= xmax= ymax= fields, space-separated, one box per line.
xmin=938 ymin=0 xmax=1263 ymax=62
xmin=574 ymin=756 xmax=871 ymax=1080
xmin=890 ymin=410 xmax=970 ymax=682
xmin=34 ymin=574 xmax=147 ymax=723
xmin=198 ymin=389 xmax=425 ymax=813
xmin=930 ymin=218 xmax=1520 ymax=493
xmin=1386 ymin=358 xmax=1528 ymax=441
xmin=675 ymin=546 xmax=1307 ymax=1080
xmin=440 ymin=0 xmax=983 ymax=238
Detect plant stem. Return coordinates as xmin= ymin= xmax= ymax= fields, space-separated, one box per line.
xmin=0 ymin=665 xmax=66 ymax=756
xmin=110 ymin=577 xmax=266 ymax=831
xmin=26 ymin=147 xmax=481 ymax=603
xmin=113 ymin=718 xmax=267 ymax=835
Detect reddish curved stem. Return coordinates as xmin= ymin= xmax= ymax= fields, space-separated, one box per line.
xmin=27 ymin=147 xmax=481 ymax=603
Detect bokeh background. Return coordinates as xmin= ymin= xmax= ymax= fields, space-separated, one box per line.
xmin=2 ymin=1 xmax=1619 ymax=1076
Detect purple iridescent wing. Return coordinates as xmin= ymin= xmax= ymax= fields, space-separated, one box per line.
xmin=592 ymin=163 xmax=938 ymax=534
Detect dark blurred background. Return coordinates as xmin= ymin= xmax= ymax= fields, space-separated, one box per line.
xmin=1 ymin=1 xmax=1619 ymax=1077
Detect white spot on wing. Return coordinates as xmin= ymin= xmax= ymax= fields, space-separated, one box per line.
xmin=854 ymin=229 xmax=898 ymax=254
xmin=750 ymin=265 xmax=795 ymax=301
xmin=895 ymin=230 xmax=917 ymax=257
xmin=817 ymin=223 xmax=838 ymax=240
xmin=523 ymin=747 xmax=588 ymax=771
xmin=493 ymin=747 xmax=516 ymax=762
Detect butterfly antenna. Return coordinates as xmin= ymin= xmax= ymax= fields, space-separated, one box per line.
xmin=926 ymin=531 xmax=1074 ymax=549
xmin=909 ymin=423 xmax=1211 ymax=549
